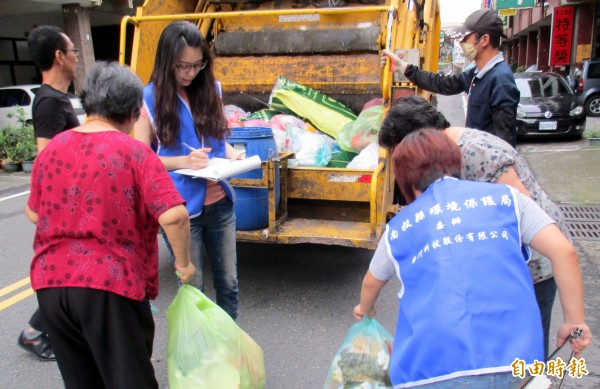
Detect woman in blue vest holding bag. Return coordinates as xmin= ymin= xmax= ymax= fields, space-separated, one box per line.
xmin=354 ymin=129 xmax=591 ymax=388
xmin=134 ymin=21 xmax=242 ymax=319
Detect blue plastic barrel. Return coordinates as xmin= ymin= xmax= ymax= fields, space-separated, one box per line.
xmin=228 ymin=127 xmax=280 ymax=231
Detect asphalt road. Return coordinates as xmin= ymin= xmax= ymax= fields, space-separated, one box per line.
xmin=0 ymin=182 xmax=402 ymax=388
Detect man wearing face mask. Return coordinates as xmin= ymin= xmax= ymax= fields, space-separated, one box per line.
xmin=382 ymin=9 xmax=519 ymax=147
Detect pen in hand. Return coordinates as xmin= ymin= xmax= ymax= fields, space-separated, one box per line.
xmin=182 ymin=143 xmax=211 ymax=154
xmin=181 ymin=143 xmax=212 ymax=170
xmin=182 ymin=143 xmax=197 ymax=152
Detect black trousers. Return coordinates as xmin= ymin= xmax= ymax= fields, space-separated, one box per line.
xmin=37 ymin=288 xmax=158 ymax=389
xmin=29 ymin=308 xmax=46 ymax=332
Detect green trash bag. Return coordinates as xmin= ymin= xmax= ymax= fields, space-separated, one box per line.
xmin=166 ymin=284 xmax=266 ymax=389
xmin=336 ymin=106 xmax=383 ymax=153
xmin=269 ymin=76 xmax=357 ymax=139
xmin=327 ymin=150 xmax=358 ymax=168
xmin=323 ymin=317 xmax=394 ymax=389
xmin=243 ymin=108 xmax=280 ymax=122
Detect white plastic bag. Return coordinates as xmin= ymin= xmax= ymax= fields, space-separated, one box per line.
xmin=286 ymin=126 xmax=332 ymax=167
xmin=346 ymin=142 xmax=379 ymax=170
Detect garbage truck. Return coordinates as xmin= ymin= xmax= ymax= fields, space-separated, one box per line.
xmin=119 ymin=0 xmax=441 ymax=249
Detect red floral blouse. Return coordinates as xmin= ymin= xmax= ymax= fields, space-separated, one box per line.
xmin=28 ymin=130 xmax=184 ymax=300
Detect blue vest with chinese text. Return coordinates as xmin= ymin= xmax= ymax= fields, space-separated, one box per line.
xmin=143 ymin=84 xmax=234 ymax=217
xmin=385 ymin=178 xmax=543 ymax=388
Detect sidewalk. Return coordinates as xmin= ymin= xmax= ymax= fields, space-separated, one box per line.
xmin=518 ymin=130 xmax=600 ymax=388
xmin=0 ymin=170 xmax=30 ymax=195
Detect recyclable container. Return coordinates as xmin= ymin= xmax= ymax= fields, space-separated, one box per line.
xmin=228 ymin=127 xmax=280 ymax=230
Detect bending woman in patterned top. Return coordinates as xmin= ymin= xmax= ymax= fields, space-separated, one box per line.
xmin=25 ymin=62 xmax=195 ymax=389
xmin=379 ymin=95 xmax=567 ymax=360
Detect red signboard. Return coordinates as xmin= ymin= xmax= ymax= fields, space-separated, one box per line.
xmin=550 ymin=6 xmax=574 ymax=66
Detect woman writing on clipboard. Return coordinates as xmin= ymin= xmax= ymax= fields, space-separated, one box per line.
xmin=134 ymin=21 xmax=242 ymax=319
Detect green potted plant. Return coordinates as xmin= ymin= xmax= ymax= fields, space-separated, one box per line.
xmin=584 ymin=130 xmax=600 ymax=146
xmin=0 ymin=128 xmax=7 ymax=170
xmin=18 ymin=131 xmax=37 ymax=173
xmin=1 ymin=107 xmax=36 ymax=172
xmin=1 ymin=125 xmax=22 ymax=172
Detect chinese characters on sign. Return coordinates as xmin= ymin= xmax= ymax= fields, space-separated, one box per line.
xmin=550 ymin=6 xmax=574 ymax=66
xmin=390 ymin=193 xmax=514 ymax=265
xmin=511 ymin=357 xmax=588 ymax=379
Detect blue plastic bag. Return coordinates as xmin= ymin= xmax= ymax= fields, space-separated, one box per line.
xmin=166 ymin=284 xmax=266 ymax=389
xmin=323 ymin=317 xmax=394 ymax=389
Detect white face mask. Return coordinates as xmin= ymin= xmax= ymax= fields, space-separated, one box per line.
xmin=460 ymin=42 xmax=477 ymax=62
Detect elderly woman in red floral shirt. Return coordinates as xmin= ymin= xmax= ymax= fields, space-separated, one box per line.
xmin=25 ymin=62 xmax=195 ymax=389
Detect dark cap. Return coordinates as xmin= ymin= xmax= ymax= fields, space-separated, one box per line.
xmin=456 ymin=9 xmax=507 ymax=39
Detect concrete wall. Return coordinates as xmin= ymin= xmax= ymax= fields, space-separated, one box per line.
xmin=575 ymin=3 xmax=594 ymax=61
xmin=519 ymin=35 xmax=528 ymax=67
xmin=63 ymin=5 xmax=95 ymax=93
xmin=538 ymin=26 xmax=551 ymax=72
xmin=527 ymin=31 xmax=537 ymax=68
xmin=0 ymin=7 xmax=122 ymax=39
xmin=0 ymin=6 xmax=125 ymax=88
xmin=0 ymin=12 xmax=64 ymax=39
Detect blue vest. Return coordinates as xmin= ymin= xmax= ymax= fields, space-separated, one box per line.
xmin=385 ymin=178 xmax=543 ymax=387
xmin=143 ymin=84 xmax=234 ymax=217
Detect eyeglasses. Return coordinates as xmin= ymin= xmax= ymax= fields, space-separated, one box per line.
xmin=174 ymin=61 xmax=207 ymax=73
xmin=63 ymin=48 xmax=80 ymax=57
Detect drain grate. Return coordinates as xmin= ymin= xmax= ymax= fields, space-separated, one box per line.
xmin=558 ymin=204 xmax=600 ymax=241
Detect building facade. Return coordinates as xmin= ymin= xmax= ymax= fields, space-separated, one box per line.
xmin=502 ymin=0 xmax=600 ymax=75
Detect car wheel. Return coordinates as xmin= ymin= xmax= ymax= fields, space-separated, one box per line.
xmin=585 ymin=95 xmax=600 ymax=117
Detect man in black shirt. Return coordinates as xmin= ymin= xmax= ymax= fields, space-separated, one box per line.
xmin=18 ymin=25 xmax=80 ymax=362
xmin=33 ymin=86 xmax=80 ymax=147
xmin=29 ymin=26 xmax=80 ymax=151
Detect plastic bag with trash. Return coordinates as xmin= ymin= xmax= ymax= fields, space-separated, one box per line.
xmin=346 ymin=142 xmax=380 ymax=170
xmin=272 ymin=128 xmax=287 ymax=151
xmin=244 ymin=108 xmax=279 ymax=122
xmin=224 ymin=105 xmax=248 ymax=128
xmin=323 ymin=317 xmax=394 ymax=389
xmin=336 ymin=106 xmax=383 ymax=153
xmin=269 ymin=114 xmax=307 ymax=132
xmin=166 ymin=284 xmax=266 ymax=389
xmin=286 ymin=125 xmax=332 ymax=167
xmin=243 ymin=119 xmax=271 ymax=128
xmin=269 ymin=76 xmax=357 ymax=139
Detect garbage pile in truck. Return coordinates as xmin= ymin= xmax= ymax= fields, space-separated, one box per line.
xmin=224 ymin=76 xmax=383 ymax=170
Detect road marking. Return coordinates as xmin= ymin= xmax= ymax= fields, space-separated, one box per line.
xmin=0 ymin=277 xmax=31 ymax=298
xmin=0 ymin=277 xmax=34 ymax=311
xmin=0 ymin=287 xmax=34 ymax=311
xmin=0 ymin=190 xmax=30 ymax=203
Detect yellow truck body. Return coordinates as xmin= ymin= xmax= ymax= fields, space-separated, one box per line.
xmin=119 ymin=0 xmax=441 ymax=249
